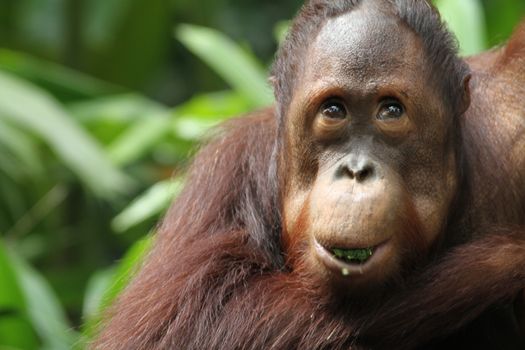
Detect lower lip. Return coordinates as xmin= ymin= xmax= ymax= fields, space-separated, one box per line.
xmin=313 ymin=238 xmax=391 ymax=277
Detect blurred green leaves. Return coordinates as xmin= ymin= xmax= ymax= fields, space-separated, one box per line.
xmin=112 ymin=179 xmax=182 ymax=233
xmin=8 ymin=252 xmax=78 ymax=350
xmin=176 ymin=24 xmax=273 ymax=108
xmin=0 ymin=118 xmax=43 ymax=178
xmin=434 ymin=0 xmax=487 ymax=55
xmin=0 ymin=71 xmax=132 ymax=198
xmin=81 ymin=236 xmax=152 ymax=344
xmin=0 ymin=240 xmax=38 ymax=350
xmin=0 ymin=240 xmax=77 ymax=350
xmin=0 ymin=14 xmax=272 ymax=349
xmin=0 ymin=49 xmax=122 ymax=101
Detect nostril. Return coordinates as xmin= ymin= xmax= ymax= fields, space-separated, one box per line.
xmin=343 ymin=164 xmax=374 ymax=182
xmin=356 ymin=166 xmax=373 ymax=182
xmin=336 ymin=155 xmax=379 ymax=182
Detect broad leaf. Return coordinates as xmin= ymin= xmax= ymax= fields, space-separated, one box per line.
xmin=0 ymin=71 xmax=132 ymax=197
xmin=0 ymin=240 xmax=38 ymax=349
xmin=82 ymin=267 xmax=117 ymax=323
xmin=81 ymin=236 xmax=153 ymax=343
xmin=434 ymin=0 xmax=487 ymax=56
xmin=112 ymin=179 xmax=183 ymax=233
xmin=107 ymin=114 xmax=171 ymax=166
xmin=176 ymin=24 xmax=273 ymax=108
xmin=0 ymin=49 xmax=122 ymax=100
xmin=172 ymin=91 xmax=251 ymax=140
xmin=8 ymin=252 xmax=78 ymax=350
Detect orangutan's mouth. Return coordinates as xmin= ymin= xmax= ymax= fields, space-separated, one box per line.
xmin=331 ymin=247 xmax=374 ymax=264
xmin=314 ymin=238 xmax=392 ymax=277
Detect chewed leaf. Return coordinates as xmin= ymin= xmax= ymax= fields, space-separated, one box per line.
xmin=332 ymin=248 xmax=374 ymax=263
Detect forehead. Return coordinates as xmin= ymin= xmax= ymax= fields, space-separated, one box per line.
xmin=301 ymin=3 xmax=426 ymax=91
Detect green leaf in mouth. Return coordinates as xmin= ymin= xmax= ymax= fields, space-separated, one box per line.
xmin=332 ymin=248 xmax=374 ymax=263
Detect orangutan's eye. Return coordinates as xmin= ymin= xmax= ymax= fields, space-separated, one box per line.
xmin=321 ymin=100 xmax=347 ymax=120
xmin=377 ymin=100 xmax=405 ymax=121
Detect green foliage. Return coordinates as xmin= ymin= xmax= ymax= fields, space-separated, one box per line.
xmin=0 ymin=0 xmax=522 ymax=348
xmin=80 ymin=236 xmax=152 ymax=346
xmin=176 ymin=24 xmax=273 ymax=107
xmin=0 ymin=71 xmax=132 ymax=198
xmin=0 ymin=49 xmax=122 ymax=100
xmin=0 ymin=240 xmax=38 ymax=350
xmin=434 ymin=0 xmax=487 ymax=55
xmin=112 ymin=180 xmax=182 ymax=233
xmin=8 ymin=252 xmax=78 ymax=350
xmin=274 ymin=21 xmax=292 ymax=45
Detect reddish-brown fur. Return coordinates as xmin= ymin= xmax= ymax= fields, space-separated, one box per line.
xmin=94 ymin=2 xmax=525 ymax=349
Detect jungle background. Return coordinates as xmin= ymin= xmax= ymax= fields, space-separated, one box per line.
xmin=0 ymin=0 xmax=523 ymax=348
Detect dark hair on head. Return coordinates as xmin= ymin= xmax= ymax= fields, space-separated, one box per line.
xmin=271 ymin=0 xmax=470 ymax=121
xmin=271 ymin=0 xmax=362 ymax=121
